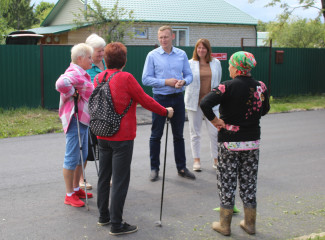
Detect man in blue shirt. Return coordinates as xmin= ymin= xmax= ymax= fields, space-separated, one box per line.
xmin=142 ymin=25 xmax=196 ymax=182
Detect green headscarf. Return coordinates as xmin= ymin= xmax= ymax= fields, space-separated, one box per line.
xmin=229 ymin=51 xmax=257 ymax=75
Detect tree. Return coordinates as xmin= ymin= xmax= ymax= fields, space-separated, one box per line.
xmin=34 ymin=1 xmax=55 ymax=27
xmin=0 ymin=0 xmax=10 ymax=43
xmin=249 ymin=0 xmax=325 ymax=22
xmin=74 ymin=0 xmax=135 ymax=43
xmin=2 ymin=0 xmax=39 ymax=30
xmin=267 ymin=18 xmax=325 ymax=48
xmin=256 ymin=20 xmax=268 ymax=31
xmin=0 ymin=18 xmax=8 ymax=44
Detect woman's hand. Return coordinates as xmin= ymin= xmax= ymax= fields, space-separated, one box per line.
xmin=166 ymin=107 xmax=174 ymax=118
xmin=211 ymin=117 xmax=225 ymax=131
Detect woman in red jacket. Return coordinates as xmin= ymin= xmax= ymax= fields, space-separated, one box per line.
xmin=95 ymin=42 xmax=174 ymax=236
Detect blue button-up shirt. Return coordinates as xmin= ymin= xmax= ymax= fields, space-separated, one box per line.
xmin=142 ymin=46 xmax=193 ymax=95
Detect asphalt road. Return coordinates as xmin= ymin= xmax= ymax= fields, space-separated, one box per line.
xmin=0 ymin=110 xmax=324 ymax=240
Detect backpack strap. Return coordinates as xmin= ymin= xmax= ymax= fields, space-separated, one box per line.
xmin=104 ymin=71 xmax=133 ymax=117
xmin=120 ymin=98 xmax=133 ymax=117
xmin=95 ymin=72 xmax=108 ymax=86
xmin=105 ymin=71 xmax=120 ymax=83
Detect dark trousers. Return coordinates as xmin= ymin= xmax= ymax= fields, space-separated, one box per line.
xmin=97 ymin=139 xmax=134 ymax=227
xmin=87 ymin=130 xmax=98 ymax=161
xmin=217 ymin=142 xmax=259 ymax=209
xmin=150 ymin=93 xmax=186 ymax=172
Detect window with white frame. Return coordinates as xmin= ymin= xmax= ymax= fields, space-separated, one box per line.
xmin=134 ymin=27 xmax=148 ymax=39
xmin=172 ymin=27 xmax=189 ymax=46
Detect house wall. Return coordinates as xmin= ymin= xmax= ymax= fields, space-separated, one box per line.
xmin=124 ymin=23 xmax=256 ymax=47
xmin=63 ymin=23 xmax=256 ymax=47
xmin=189 ymin=24 xmax=256 ymax=47
xmin=51 ymin=0 xmax=85 ymax=25
xmin=67 ymin=27 xmax=94 ymax=44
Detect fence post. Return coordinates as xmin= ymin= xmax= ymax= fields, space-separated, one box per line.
xmin=40 ymin=44 xmax=44 ymax=108
xmin=268 ymin=39 xmax=272 ymax=96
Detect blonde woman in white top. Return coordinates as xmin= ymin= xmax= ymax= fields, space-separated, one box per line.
xmin=185 ymin=38 xmax=221 ymax=172
xmin=185 ymin=39 xmax=240 ymax=214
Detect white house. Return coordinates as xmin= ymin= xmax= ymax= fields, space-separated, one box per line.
xmin=30 ymin=0 xmax=258 ymax=47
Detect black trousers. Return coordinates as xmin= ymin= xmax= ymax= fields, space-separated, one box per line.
xmin=87 ymin=130 xmax=98 ymax=161
xmin=97 ymin=139 xmax=134 ymax=227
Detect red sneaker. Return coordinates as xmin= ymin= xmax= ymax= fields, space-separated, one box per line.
xmin=75 ymin=188 xmax=93 ymax=199
xmin=64 ymin=193 xmax=85 ymax=207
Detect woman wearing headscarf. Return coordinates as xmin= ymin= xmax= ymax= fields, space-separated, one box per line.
xmin=200 ymin=51 xmax=270 ymax=236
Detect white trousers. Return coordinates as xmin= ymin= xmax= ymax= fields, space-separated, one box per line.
xmin=187 ymin=107 xmax=219 ymax=160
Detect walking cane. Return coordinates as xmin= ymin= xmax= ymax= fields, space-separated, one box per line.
xmin=155 ymin=117 xmax=170 ymax=227
xmin=74 ymin=92 xmax=89 ymax=210
xmin=88 ymin=129 xmax=99 ymax=176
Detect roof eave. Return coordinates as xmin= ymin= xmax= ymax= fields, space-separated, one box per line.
xmin=41 ymin=0 xmax=68 ymax=27
xmin=133 ymin=19 xmax=257 ymax=26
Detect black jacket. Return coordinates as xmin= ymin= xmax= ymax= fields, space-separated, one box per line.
xmin=200 ymin=75 xmax=270 ymax=142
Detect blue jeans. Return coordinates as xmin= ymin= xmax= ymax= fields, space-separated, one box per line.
xmin=63 ymin=116 xmax=88 ymax=170
xmin=150 ymin=93 xmax=186 ymax=172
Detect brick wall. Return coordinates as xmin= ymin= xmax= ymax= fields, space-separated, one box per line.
xmin=64 ymin=22 xmax=256 ymax=47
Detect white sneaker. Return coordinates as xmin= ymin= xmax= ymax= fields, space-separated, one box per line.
xmin=193 ymin=162 xmax=201 ymax=172
xmin=79 ymin=181 xmax=92 ymax=190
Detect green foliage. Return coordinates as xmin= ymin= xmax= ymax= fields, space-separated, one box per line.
xmin=0 ymin=0 xmax=9 ymax=43
xmin=250 ymin=0 xmax=325 ymax=22
xmin=0 ymin=1 xmax=54 ymax=43
xmin=2 ymin=0 xmax=39 ymax=30
xmin=74 ymin=0 xmax=135 ymax=43
xmin=33 ymin=1 xmax=55 ymax=27
xmin=257 ymin=20 xmax=268 ymax=31
xmin=266 ymin=18 xmax=325 ymax=48
xmin=0 ymin=18 xmax=8 ymax=44
xmin=266 ymin=0 xmax=325 ymax=22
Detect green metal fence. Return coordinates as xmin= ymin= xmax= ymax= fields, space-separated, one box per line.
xmin=0 ymin=45 xmax=324 ymax=109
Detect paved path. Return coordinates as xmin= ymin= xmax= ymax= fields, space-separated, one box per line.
xmin=0 ymin=110 xmax=324 ymax=240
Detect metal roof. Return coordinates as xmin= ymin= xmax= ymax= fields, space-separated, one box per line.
xmin=88 ymin=0 xmax=258 ymax=25
xmin=29 ymin=24 xmax=90 ymax=34
xmin=42 ymin=0 xmax=258 ymax=27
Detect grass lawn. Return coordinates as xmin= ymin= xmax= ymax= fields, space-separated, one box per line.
xmin=0 ymin=107 xmax=62 ymax=138
xmin=0 ymin=94 xmax=324 ymax=139
xmin=269 ymin=94 xmax=325 ymax=113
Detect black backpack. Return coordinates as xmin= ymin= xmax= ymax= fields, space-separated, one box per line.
xmin=88 ymin=71 xmax=133 ymax=137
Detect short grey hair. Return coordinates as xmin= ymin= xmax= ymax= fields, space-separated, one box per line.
xmin=85 ymin=33 xmax=106 ymax=49
xmin=71 ymin=43 xmax=93 ymax=64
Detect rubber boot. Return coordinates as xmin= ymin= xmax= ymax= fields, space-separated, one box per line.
xmin=212 ymin=207 xmax=233 ymax=236
xmin=240 ymin=207 xmax=256 ymax=235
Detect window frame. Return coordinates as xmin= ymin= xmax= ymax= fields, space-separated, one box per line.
xmin=172 ymin=26 xmax=189 ymax=46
